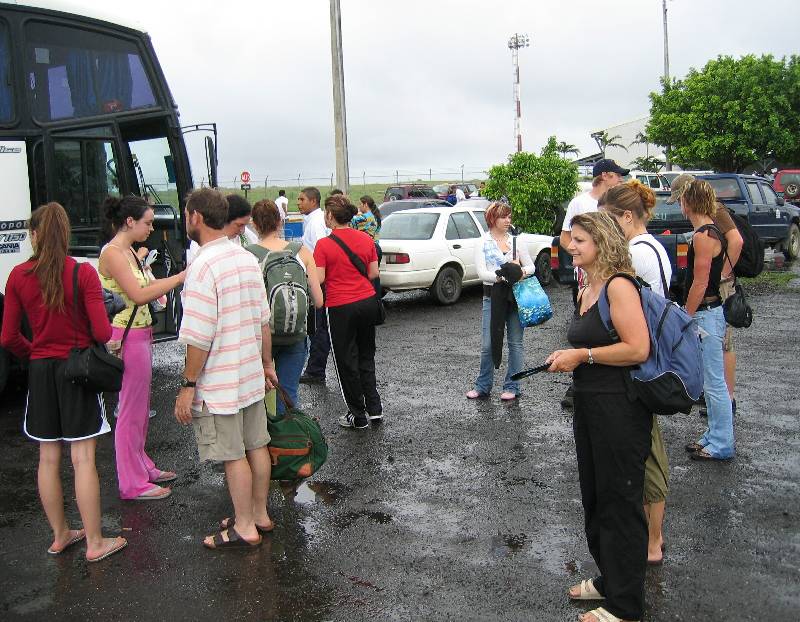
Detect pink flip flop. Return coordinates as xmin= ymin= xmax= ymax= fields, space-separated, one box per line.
xmin=47 ymin=529 xmax=86 ymax=555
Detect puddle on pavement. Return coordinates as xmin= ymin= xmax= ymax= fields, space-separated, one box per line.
xmin=290 ymin=480 xmax=349 ymax=506
xmin=491 ymin=533 xmax=528 ymax=557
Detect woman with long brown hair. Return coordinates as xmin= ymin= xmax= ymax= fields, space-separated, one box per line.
xmin=1 ymin=202 xmax=127 ymax=562
xmin=546 ymin=212 xmax=651 ymax=622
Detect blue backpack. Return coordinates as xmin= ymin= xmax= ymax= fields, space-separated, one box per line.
xmin=597 ymin=273 xmax=703 ymax=415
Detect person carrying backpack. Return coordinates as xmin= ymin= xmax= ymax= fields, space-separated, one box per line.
xmin=545 ymin=212 xmax=651 ymax=622
xmin=248 ymin=200 xmax=324 ymax=414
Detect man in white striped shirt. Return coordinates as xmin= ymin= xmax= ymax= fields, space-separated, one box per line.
xmin=175 ymin=188 xmax=279 ymax=550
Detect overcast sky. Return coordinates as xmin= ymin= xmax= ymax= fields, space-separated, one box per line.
xmin=82 ymin=0 xmax=799 ymax=184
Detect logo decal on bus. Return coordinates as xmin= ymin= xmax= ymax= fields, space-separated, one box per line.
xmin=0 ymin=231 xmax=27 ymax=254
xmin=0 ymin=146 xmax=23 ymax=154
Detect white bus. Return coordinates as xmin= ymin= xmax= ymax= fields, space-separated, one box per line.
xmin=0 ymin=1 xmax=217 ymax=391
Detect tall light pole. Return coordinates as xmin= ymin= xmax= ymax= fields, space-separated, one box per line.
xmin=330 ymin=0 xmax=350 ymax=193
xmin=508 ymin=33 xmax=529 ymax=153
xmin=662 ymin=0 xmax=672 ymax=170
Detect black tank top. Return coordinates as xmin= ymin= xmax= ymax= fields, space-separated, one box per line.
xmin=567 ymin=301 xmax=628 ymax=394
xmin=684 ymin=224 xmax=725 ymax=302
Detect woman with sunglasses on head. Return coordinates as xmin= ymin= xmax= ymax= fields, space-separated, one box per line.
xmin=546 ymin=211 xmax=651 ymax=622
xmin=678 ymin=179 xmax=735 ymax=462
xmin=99 ymin=196 xmax=185 ymax=501
xmin=599 ymin=180 xmax=671 ymax=566
xmin=1 ymin=202 xmax=127 ymax=562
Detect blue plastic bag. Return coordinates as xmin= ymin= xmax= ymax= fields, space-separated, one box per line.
xmin=513 ymin=276 xmax=552 ymax=327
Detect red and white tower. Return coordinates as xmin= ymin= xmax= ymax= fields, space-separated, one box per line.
xmin=508 ymin=33 xmax=529 ymax=153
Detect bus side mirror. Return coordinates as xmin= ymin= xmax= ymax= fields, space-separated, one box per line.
xmin=205 ymin=136 xmax=218 ymax=188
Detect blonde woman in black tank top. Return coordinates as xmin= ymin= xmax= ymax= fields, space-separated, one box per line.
xmin=545 ymin=212 xmax=651 ymax=622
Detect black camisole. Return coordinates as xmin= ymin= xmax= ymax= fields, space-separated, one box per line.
xmin=567 ymin=301 xmax=628 ymax=394
xmin=684 ymin=224 xmax=725 ymax=302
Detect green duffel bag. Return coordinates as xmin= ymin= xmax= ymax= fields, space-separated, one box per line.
xmin=267 ymin=386 xmax=328 ymax=482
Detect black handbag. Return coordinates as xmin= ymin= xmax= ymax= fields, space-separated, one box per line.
xmin=723 ymin=282 xmax=753 ymax=328
xmin=327 ymin=232 xmax=386 ymax=326
xmin=64 ymin=264 xmax=135 ymax=393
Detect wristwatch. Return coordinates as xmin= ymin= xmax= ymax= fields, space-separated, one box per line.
xmin=587 ymin=348 xmax=594 ymax=365
xmin=180 ymin=377 xmax=196 ymax=388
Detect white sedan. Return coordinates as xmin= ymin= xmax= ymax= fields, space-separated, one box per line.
xmin=378 ymin=201 xmax=553 ymax=305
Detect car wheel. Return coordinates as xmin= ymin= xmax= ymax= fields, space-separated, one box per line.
xmin=429 ymin=266 xmax=462 ymax=305
xmin=784 ymin=223 xmax=800 ymax=260
xmin=535 ymin=251 xmax=552 ymax=286
xmin=785 ymin=182 xmax=800 ymax=199
xmin=0 ymin=346 xmax=9 ymax=396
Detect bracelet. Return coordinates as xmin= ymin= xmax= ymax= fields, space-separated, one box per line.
xmin=587 ymin=348 xmax=594 ymax=365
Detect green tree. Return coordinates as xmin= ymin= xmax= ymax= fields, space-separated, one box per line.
xmin=591 ymin=131 xmax=628 ymax=156
xmin=483 ymin=136 xmax=578 ymax=234
xmin=556 ymin=141 xmax=580 ymax=159
xmin=630 ymin=156 xmax=665 ymax=172
xmin=647 ymin=54 xmax=800 ymax=172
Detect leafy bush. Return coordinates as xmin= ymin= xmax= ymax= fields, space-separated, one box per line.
xmin=483 ymin=137 xmax=578 ymax=234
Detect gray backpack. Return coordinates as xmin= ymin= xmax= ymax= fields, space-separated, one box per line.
xmin=247 ymin=242 xmax=308 ymax=346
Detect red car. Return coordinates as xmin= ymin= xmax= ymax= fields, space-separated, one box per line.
xmin=773 ymin=169 xmax=800 ymax=204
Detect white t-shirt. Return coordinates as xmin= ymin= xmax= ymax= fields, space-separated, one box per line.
xmin=629 ymin=233 xmax=672 ymax=297
xmin=185 ymin=226 xmax=258 ymax=266
xmin=275 ymin=196 xmax=289 ymax=220
xmin=562 ymin=192 xmax=598 ymax=232
xmin=301 ymin=208 xmax=330 ymax=252
xmin=455 ymin=188 xmax=466 ymax=202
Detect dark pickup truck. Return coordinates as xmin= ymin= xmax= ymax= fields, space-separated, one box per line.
xmin=696 ymin=174 xmax=800 ymax=260
xmin=550 ymin=191 xmax=690 ymax=299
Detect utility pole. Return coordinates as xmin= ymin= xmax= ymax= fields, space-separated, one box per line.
xmin=508 ymin=33 xmax=529 ymax=153
xmin=662 ymin=0 xmax=672 ymax=170
xmin=329 ymin=0 xmax=350 ymax=193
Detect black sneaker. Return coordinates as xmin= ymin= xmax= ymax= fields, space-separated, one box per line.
xmin=338 ymin=412 xmax=369 ymax=429
xmin=560 ymin=384 xmax=574 ymax=409
xmin=299 ymin=374 xmax=325 ymax=385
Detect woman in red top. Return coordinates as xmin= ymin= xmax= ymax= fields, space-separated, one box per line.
xmin=0 ymin=203 xmax=127 ymax=562
xmin=313 ymin=195 xmax=382 ymax=429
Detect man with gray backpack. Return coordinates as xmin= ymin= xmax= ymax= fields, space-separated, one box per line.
xmin=248 ymin=200 xmax=324 ymax=413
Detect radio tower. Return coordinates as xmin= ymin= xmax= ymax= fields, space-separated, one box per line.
xmin=508 ymin=33 xmax=529 ymax=153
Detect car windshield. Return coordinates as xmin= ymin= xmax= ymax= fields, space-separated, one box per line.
xmin=706 ymin=178 xmax=743 ymax=200
xmin=432 ymin=184 xmax=449 ymax=193
xmin=779 ymin=173 xmax=800 ymax=186
xmin=649 ymin=194 xmax=685 ymax=222
xmin=380 ymin=212 xmax=440 ymax=240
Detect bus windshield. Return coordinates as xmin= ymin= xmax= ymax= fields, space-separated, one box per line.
xmin=24 ymin=20 xmax=157 ymax=122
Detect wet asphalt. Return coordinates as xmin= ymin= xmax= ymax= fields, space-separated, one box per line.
xmin=1 ymin=268 xmax=799 ymax=622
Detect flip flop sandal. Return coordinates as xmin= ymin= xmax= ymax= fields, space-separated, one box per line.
xmin=204 ymin=527 xmax=262 ymax=550
xmin=151 ymin=470 xmax=178 ymax=484
xmin=690 ymin=448 xmax=731 ymax=461
xmin=685 ymin=441 xmax=705 ymax=453
xmin=219 ymin=516 xmax=274 ymax=534
xmin=579 ymin=607 xmax=639 ymax=622
xmin=133 ymin=486 xmax=172 ymax=501
xmin=48 ymin=529 xmax=86 ymax=555
xmin=86 ymin=537 xmax=128 ymax=563
xmin=569 ymin=578 xmax=605 ymax=600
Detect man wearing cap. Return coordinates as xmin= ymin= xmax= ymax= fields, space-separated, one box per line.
xmin=667 ymin=174 xmax=743 ymax=416
xmin=558 ymin=159 xmax=628 ymax=408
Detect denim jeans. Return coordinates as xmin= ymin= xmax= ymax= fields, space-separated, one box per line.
xmin=474 ymin=296 xmax=524 ymax=395
xmin=695 ymin=306 xmax=734 ymax=458
xmin=274 ymin=338 xmax=309 ymax=415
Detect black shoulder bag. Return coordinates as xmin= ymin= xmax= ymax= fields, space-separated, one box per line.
xmin=327 ymin=233 xmax=386 ymax=326
xmin=64 ymin=263 xmax=136 ymax=393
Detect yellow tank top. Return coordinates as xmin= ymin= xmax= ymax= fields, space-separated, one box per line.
xmin=99 ymin=246 xmax=152 ymax=328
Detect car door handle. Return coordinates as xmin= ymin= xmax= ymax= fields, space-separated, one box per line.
xmin=452 ymin=244 xmax=461 ymax=249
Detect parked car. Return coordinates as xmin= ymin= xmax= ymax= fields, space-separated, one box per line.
xmin=433 ymin=183 xmax=479 ymax=202
xmin=378 ymin=198 xmax=451 ymax=220
xmin=625 ymin=171 xmax=671 ymax=191
xmin=697 ymin=173 xmax=800 ymax=259
xmin=773 ymin=169 xmax=800 ymax=205
xmin=383 ymin=184 xmax=438 ymax=202
xmin=551 ymin=191 xmax=690 ymax=299
xmin=379 ymin=203 xmax=553 ymax=305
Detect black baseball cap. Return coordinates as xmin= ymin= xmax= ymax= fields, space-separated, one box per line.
xmin=592 ymin=159 xmax=630 ymax=177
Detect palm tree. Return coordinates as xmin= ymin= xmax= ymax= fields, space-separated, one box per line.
xmin=630 ymin=131 xmax=651 ymax=157
xmin=556 ymin=141 xmax=580 ymax=159
xmin=630 ymin=156 xmax=665 ymax=173
xmin=591 ymin=131 xmax=628 ymax=157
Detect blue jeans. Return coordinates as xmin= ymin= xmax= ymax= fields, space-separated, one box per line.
xmin=274 ymin=338 xmax=309 ymax=415
xmin=475 ymin=296 xmax=524 ymax=395
xmin=695 ymin=307 xmax=734 ymax=458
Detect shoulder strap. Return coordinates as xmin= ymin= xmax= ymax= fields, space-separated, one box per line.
xmin=328 ymin=232 xmax=369 ymax=280
xmin=597 ymin=273 xmax=641 ymax=342
xmin=695 ymin=223 xmax=735 ymax=279
xmin=72 ymin=262 xmax=137 ymax=346
xmin=246 ymin=243 xmax=268 ymax=262
xmin=285 ymin=240 xmax=303 ymax=257
xmin=633 ymin=240 xmax=669 ymax=297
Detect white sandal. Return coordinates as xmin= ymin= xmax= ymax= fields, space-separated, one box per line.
xmin=569 ymin=578 xmax=605 ymax=600
xmin=578 ymin=606 xmax=639 ymax=622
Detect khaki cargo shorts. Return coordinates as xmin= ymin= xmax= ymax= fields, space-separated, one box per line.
xmin=192 ymin=400 xmax=270 ymax=462
xmin=644 ymin=415 xmax=670 ymax=504
xmin=719 ymin=277 xmax=735 ymax=353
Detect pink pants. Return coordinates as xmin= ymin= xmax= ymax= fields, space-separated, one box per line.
xmin=113 ymin=326 xmax=161 ymax=499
